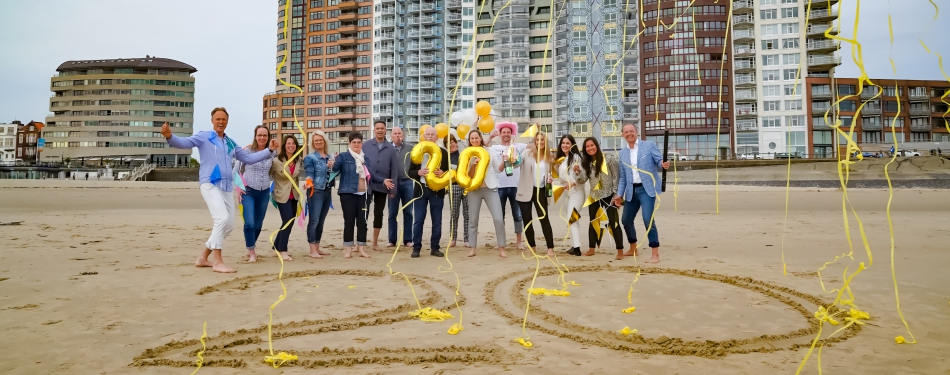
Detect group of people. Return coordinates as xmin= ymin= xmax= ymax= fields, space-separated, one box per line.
xmin=163 ymin=108 xmax=669 ymax=273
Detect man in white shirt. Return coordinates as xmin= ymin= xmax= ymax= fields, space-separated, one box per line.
xmin=487 ymin=122 xmax=526 ymax=249
xmin=614 ymin=124 xmax=669 ymax=263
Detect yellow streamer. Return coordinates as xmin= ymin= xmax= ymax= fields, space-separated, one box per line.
xmin=527 ymin=288 xmax=571 ymax=297
xmin=618 ymin=327 xmax=638 ymax=336
xmin=188 ymin=321 xmax=207 ymax=375
xmin=622 ymin=307 xmax=636 ymax=314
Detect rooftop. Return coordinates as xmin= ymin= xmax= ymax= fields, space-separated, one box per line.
xmin=56 ymin=57 xmax=197 ymax=73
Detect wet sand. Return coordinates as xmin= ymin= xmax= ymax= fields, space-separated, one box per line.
xmin=0 ymin=176 xmax=948 ymax=374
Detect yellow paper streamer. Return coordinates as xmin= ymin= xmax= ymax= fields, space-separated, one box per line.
xmin=188 ymin=321 xmax=207 ymax=375
xmin=527 ymin=288 xmax=571 ymax=297
xmin=618 ymin=327 xmax=638 ymax=335
xmin=622 ymin=306 xmax=636 ymax=314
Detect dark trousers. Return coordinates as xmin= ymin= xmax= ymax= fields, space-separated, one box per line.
xmin=412 ymin=186 xmax=444 ymax=251
xmin=306 ymin=187 xmax=332 ymax=244
xmin=366 ymin=191 xmax=387 ymax=229
xmin=588 ymin=197 xmax=624 ymax=250
xmin=241 ymin=187 xmax=270 ymax=249
xmin=340 ymin=193 xmax=368 ymax=246
xmin=388 ymin=179 xmax=415 ymax=245
xmin=273 ymin=198 xmax=298 ymax=252
xmin=517 ymin=189 xmax=554 ymax=249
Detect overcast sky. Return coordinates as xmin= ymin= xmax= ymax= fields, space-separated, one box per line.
xmin=0 ymin=1 xmax=947 ymax=146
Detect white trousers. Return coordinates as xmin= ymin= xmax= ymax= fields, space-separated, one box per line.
xmin=565 ymin=188 xmax=585 ymax=248
xmin=199 ymin=183 xmax=236 ymax=250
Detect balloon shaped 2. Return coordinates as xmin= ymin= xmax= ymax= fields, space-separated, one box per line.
xmin=410 ymin=141 xmax=454 ymax=191
xmin=455 ymin=146 xmax=491 ymax=194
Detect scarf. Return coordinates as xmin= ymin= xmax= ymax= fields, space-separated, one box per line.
xmin=349 ymin=149 xmax=367 ymax=179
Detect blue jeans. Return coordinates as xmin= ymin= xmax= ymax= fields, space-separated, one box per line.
xmin=388 ymin=179 xmax=415 ymax=245
xmin=621 ymin=185 xmax=660 ymax=248
xmin=412 ymin=186 xmax=444 ymax=251
xmin=307 ymin=187 xmax=332 ymax=244
xmin=496 ymin=186 xmax=524 ymax=235
xmin=241 ymin=187 xmax=270 ymax=250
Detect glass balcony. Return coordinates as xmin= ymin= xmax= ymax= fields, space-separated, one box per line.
xmin=733 ymin=28 xmax=754 ymax=41
xmin=807 ymin=24 xmax=839 ymax=36
xmin=806 ymin=39 xmax=839 ymax=52
xmin=734 ymin=59 xmax=756 ymax=71
xmin=735 ymin=106 xmax=757 ymax=116
xmin=736 ymin=119 xmax=757 ymax=131
xmin=735 ymin=90 xmax=757 ymax=101
xmin=734 ymin=0 xmax=753 ymax=12
xmin=734 ymin=46 xmax=756 ymax=56
xmin=807 ymin=55 xmax=842 ymax=67
xmin=909 ymin=107 xmax=930 ymax=116
xmin=495 ymin=71 xmax=530 ymax=79
xmin=623 ymin=80 xmax=638 ymax=89
xmin=733 ymin=14 xmax=754 ymax=25
xmin=809 ymin=8 xmax=839 ymax=21
xmin=735 ymin=74 xmax=756 ymax=85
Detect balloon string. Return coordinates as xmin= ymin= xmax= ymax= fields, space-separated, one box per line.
xmin=188 ymin=321 xmax=207 ymax=375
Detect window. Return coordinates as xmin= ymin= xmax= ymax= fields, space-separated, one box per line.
xmin=573 ymin=60 xmax=587 ymax=71
xmin=530 ymin=51 xmax=550 ymax=59
xmin=477 ymin=54 xmax=495 ymax=62
xmin=762 ymin=116 xmax=782 ymax=127
xmin=573 ymin=90 xmax=588 ymax=101
xmin=783 ymin=68 xmax=799 ymax=80
xmin=884 ymin=101 xmax=900 ymax=111
xmin=537 ymin=6 xmax=550 ymax=14
xmin=782 ymin=38 xmax=799 ymax=49
xmin=477 ymin=83 xmax=494 ymax=91
xmin=763 ymin=69 xmax=780 ymax=81
xmin=480 ymin=40 xmax=494 ymax=47
xmin=813 ymin=130 xmax=833 ymax=144
xmin=762 ymin=39 xmax=778 ymax=50
xmin=529 ymin=65 xmax=552 ymax=73
xmin=839 ymin=100 xmax=857 ymax=111
xmin=786 ymin=115 xmax=804 ymax=126
xmin=573 ymin=76 xmax=587 ymax=86
xmin=529 ymin=110 xmax=552 ymax=118
xmin=782 ymin=53 xmax=800 ymax=65
xmin=761 ymin=24 xmax=779 ymax=36
xmin=530 ymin=95 xmax=552 ymax=103
xmin=764 ymin=85 xmax=782 ymax=96
xmin=784 ymin=100 xmax=802 ymax=110
xmin=837 ymin=84 xmax=857 ymax=95
xmin=477 ymin=69 xmax=494 ymax=77
xmin=763 ymin=100 xmax=781 ymax=111
xmin=784 ymin=84 xmax=801 ymax=95
xmin=477 ymin=26 xmax=492 ymax=34
xmin=761 ymin=9 xmax=777 ymax=19
xmin=811 ymin=84 xmax=831 ymax=96
xmin=863 ymin=131 xmax=881 ymax=143
xmin=530 ymin=80 xmax=552 ymax=88
xmin=572 ymin=45 xmax=587 ymax=55
xmin=762 ymin=54 xmax=780 ymax=66
xmin=530 ymin=21 xmax=549 ymax=29
xmin=885 ymin=116 xmax=905 ymax=127
xmin=781 ymin=7 xmax=799 ymax=18
xmin=530 ymin=36 xmax=548 ymax=44
xmin=782 ymin=23 xmax=799 ymax=34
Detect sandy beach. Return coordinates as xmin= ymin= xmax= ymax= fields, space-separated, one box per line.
xmin=0 ymin=163 xmax=948 ymax=374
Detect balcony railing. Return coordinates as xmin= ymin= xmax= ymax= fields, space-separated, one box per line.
xmin=733 ymin=29 xmax=754 ymax=40
xmin=733 ymin=14 xmax=754 ymax=25
xmin=497 ymin=56 xmax=530 ymax=64
xmin=556 ymin=115 xmax=570 ymax=122
xmin=862 ymin=107 xmax=881 ymax=115
xmin=807 ymin=24 xmax=839 ymax=35
xmin=736 ymin=120 xmax=758 ymax=131
xmin=908 ymin=92 xmax=929 ymax=101
xmin=861 ymin=122 xmax=882 ymax=131
xmin=734 ymin=0 xmax=754 ymax=11
xmin=623 ymin=80 xmax=639 ymax=89
xmin=735 ymin=75 xmax=756 ymax=85
xmin=809 ymin=8 xmax=839 ymax=19
xmin=556 ymin=100 xmax=567 ymax=107
xmin=623 ymin=96 xmax=639 ymax=104
xmin=861 ymin=89 xmax=881 ymax=99
xmin=495 ymin=71 xmax=530 ymax=79
xmin=496 ymin=42 xmax=529 ymax=50
xmin=806 ymin=39 xmax=839 ymax=51
xmin=623 ymin=113 xmax=638 ymax=120
xmin=496 ymin=102 xmax=529 ymax=108
xmin=735 ymin=107 xmax=758 ymax=116
xmin=734 ymin=60 xmax=756 ymax=70
xmin=910 ymin=121 xmax=932 ymax=131
xmin=735 ymin=90 xmax=757 ymax=100
xmin=734 ymin=46 xmax=756 ymax=55
xmin=556 ymin=84 xmax=569 ymax=93
xmin=807 ymin=56 xmax=842 ymax=66
xmin=909 ymin=107 xmax=930 ymax=116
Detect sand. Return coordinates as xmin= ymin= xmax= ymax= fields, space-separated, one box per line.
xmin=0 ymin=165 xmax=948 ymax=374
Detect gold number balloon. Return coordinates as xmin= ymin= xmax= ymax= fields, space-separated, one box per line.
xmin=455 ymin=146 xmax=490 ymax=194
xmin=410 ymin=141 xmax=454 ymax=191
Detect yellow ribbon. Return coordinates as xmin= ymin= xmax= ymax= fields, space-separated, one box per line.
xmin=188 ymin=321 xmax=207 ymax=375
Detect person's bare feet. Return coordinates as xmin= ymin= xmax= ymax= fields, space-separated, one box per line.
xmin=615 ymin=250 xmax=625 ymax=261
xmin=623 ymin=244 xmax=638 ymax=257
xmin=517 ymin=242 xmax=526 ymax=250
xmin=386 ymin=243 xmax=396 ymax=248
xmin=463 ymin=242 xmax=469 ymax=247
xmin=344 ymin=247 xmax=353 ymax=259
xmin=372 ymin=243 xmax=383 ymax=252
xmin=212 ymin=263 xmax=236 ymax=273
xmin=246 ymin=249 xmax=258 ymax=263
xmin=645 ymin=248 xmax=660 ymax=263
xmin=280 ymin=252 xmax=293 ymax=261
xmin=467 ymin=249 xmax=476 ymax=257
xmin=582 ymin=248 xmax=596 ymax=256
xmin=357 ymin=246 xmax=371 ymax=258
xmin=498 ymin=247 xmax=507 ymax=258
xmin=406 ymin=242 xmax=413 ymax=247
xmin=308 ymin=244 xmax=323 ymax=258
xmin=195 ymin=258 xmax=213 ymax=267
xmin=546 ymin=249 xmax=555 ymax=257
xmin=450 ymin=241 xmax=457 ymax=247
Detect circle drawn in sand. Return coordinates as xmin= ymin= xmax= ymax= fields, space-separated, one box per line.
xmin=132 ymin=269 xmax=520 ymax=369
xmin=485 ymin=265 xmax=861 ymax=358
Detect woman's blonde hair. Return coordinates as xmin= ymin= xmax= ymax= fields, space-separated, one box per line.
xmin=530 ymin=132 xmax=554 ymax=164
xmin=309 ymin=130 xmax=330 ymax=155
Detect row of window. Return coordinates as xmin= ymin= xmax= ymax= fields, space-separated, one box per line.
xmin=643 ymin=6 xmax=728 ymax=21
xmin=45 ymin=141 xmax=168 ymax=148
xmin=643 ymin=54 xmax=726 ymax=68
xmin=43 ymin=131 xmax=180 ymax=138
xmin=645 ymin=102 xmax=731 ymax=114
xmin=45 ymin=121 xmax=191 ymax=128
xmin=643 ymin=22 xmax=728 ymax=36
xmin=761 ymin=68 xmax=804 ymax=82
xmin=56 ymin=110 xmax=193 ymax=118
xmin=643 ymin=70 xmax=729 ymax=83
xmin=52 ymin=79 xmax=193 ymax=87
xmin=51 ymin=100 xmax=194 ymax=108
xmin=643 ymin=38 xmax=727 ymax=52
xmin=55 ymin=89 xmax=195 ymax=98
xmin=760 ymin=38 xmax=801 ymax=50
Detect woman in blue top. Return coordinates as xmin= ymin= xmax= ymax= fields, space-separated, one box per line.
xmin=162 ymin=107 xmax=278 ymax=273
xmin=233 ymin=125 xmax=273 ymax=263
xmin=331 ymin=132 xmax=382 ymax=259
xmin=303 ymin=130 xmax=334 ymax=259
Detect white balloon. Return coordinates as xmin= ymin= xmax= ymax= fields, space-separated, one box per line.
xmin=489 ymin=109 xmax=498 ymax=117
xmin=450 ymin=111 xmax=465 ymax=126
xmin=461 ymin=108 xmax=478 ymax=127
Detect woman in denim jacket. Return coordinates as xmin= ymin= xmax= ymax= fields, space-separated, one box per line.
xmin=303 ymin=130 xmax=334 ymax=259
xmin=331 ymin=132 xmax=382 ymax=258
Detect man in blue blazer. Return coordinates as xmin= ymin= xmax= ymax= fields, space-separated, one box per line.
xmin=613 ymin=124 xmax=670 ymax=263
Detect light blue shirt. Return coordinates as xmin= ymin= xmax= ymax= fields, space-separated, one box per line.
xmin=166 ymin=130 xmax=274 ymax=192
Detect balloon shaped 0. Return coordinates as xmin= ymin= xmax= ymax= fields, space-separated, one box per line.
xmin=477 ymin=116 xmax=495 ymax=134
xmin=455 ymin=146 xmax=491 ymax=194
xmin=410 ymin=141 xmax=454 ymax=191
xmin=475 ymin=101 xmax=492 ymax=117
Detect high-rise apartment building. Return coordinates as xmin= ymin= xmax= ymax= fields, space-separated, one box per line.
xmin=371 ymin=0 xmax=477 ymax=141
xmin=44 ymin=58 xmax=196 ymax=166
xmin=552 ymin=0 xmax=636 ymax=150
xmin=264 ymin=0 xmax=375 ymax=149
xmin=732 ymin=0 xmax=840 ymax=158
xmin=806 ymin=77 xmax=950 ymax=157
xmin=640 ymin=0 xmax=733 ymax=159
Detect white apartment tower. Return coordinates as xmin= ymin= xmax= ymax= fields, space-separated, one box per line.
xmin=732 ymin=0 xmax=840 ymax=157
xmin=373 ymin=0 xmax=477 ymax=141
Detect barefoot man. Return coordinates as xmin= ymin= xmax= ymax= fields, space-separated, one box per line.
xmin=163 ymin=107 xmax=278 ymax=273
xmin=614 ymin=123 xmax=669 ymax=263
